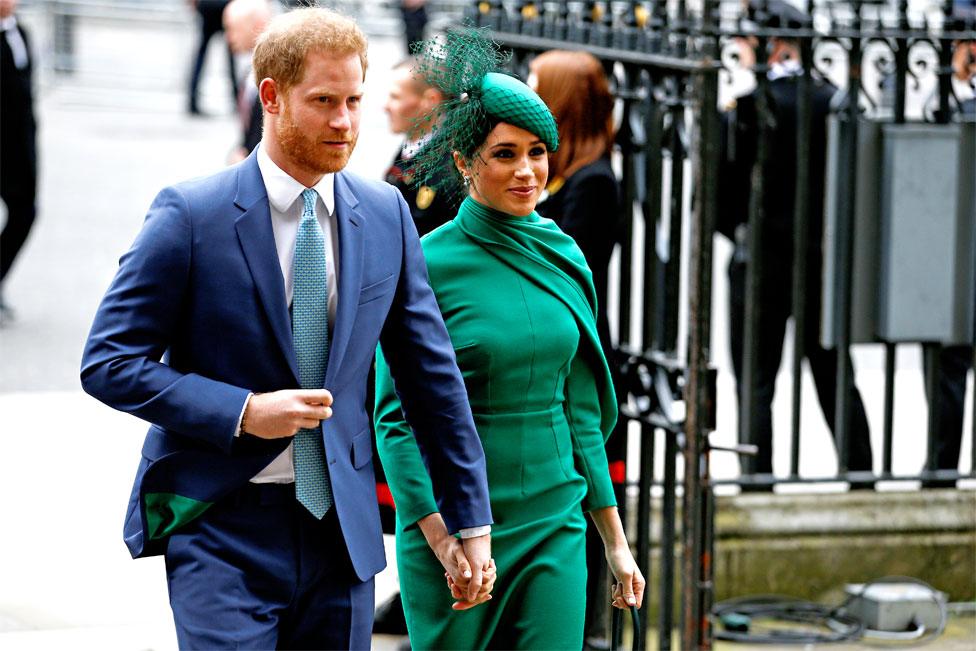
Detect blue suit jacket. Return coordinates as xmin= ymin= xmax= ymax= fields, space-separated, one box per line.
xmin=81 ymin=152 xmax=491 ymax=580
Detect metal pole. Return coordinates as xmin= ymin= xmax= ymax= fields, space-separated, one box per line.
xmin=832 ymin=1 xmax=864 ymax=478
xmin=659 ymin=430 xmax=677 ymax=650
xmin=665 ymin=98 xmax=685 ymax=354
xmin=925 ymin=344 xmax=943 ymax=481
xmin=789 ymin=25 xmax=814 ymax=479
xmin=617 ymin=69 xmax=641 ymax=534
xmin=740 ymin=14 xmax=771 ymax=479
xmin=883 ymin=345 xmax=896 ymax=476
xmin=681 ymin=16 xmax=720 ymax=650
xmin=635 ymin=423 xmax=654 ymax=648
xmin=937 ymin=0 xmax=954 ymax=123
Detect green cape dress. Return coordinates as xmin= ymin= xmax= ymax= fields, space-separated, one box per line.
xmin=375 ymin=197 xmax=618 ymax=649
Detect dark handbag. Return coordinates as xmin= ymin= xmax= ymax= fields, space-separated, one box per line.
xmin=610 ymin=605 xmax=643 ymax=651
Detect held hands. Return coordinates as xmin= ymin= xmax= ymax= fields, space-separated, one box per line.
xmin=242 ymin=390 xmax=333 ymax=439
xmin=606 ymin=544 xmax=646 ymax=610
xmin=446 ymin=557 xmax=496 ymax=610
xmin=417 ymin=514 xmax=496 ymax=611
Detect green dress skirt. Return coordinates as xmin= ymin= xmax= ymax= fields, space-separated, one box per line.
xmin=375 ymin=197 xmax=618 ymax=650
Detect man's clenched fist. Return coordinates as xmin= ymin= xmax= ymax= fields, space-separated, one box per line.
xmin=242 ymin=389 xmax=333 ymax=438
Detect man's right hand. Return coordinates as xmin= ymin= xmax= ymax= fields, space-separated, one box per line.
xmin=242 ymin=389 xmax=333 ymax=439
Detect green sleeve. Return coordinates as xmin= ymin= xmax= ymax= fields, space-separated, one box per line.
xmin=565 ymin=349 xmax=617 ymax=512
xmin=374 ymin=348 xmax=439 ymax=529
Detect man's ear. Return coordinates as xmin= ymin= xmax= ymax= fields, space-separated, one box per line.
xmin=421 ymin=87 xmax=444 ymax=115
xmin=259 ymin=78 xmax=281 ymax=115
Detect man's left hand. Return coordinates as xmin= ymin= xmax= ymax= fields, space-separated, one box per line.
xmin=460 ymin=533 xmax=492 ymax=603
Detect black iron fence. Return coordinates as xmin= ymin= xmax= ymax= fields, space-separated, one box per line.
xmin=463 ymin=1 xmax=974 ymax=648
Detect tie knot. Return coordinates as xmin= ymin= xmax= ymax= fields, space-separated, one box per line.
xmin=301 ymin=189 xmax=318 ymax=219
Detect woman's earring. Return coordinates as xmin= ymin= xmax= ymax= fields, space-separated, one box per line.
xmin=462 ymin=175 xmax=471 ymax=187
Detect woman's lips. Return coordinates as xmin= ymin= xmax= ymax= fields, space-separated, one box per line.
xmin=508 ymin=186 xmax=535 ymax=197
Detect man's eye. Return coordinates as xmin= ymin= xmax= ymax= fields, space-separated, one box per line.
xmin=317 ymin=97 xmax=330 ymax=103
xmin=349 ymin=97 xmax=362 ymax=106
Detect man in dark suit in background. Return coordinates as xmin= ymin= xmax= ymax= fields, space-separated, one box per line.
xmin=0 ymin=0 xmax=37 ymax=322
xmin=923 ymin=2 xmax=975 ymax=487
xmin=399 ymin=0 xmax=428 ymax=55
xmin=223 ymin=0 xmax=272 ymax=162
xmin=717 ymin=4 xmax=874 ymax=487
xmin=187 ymin=0 xmax=237 ymax=115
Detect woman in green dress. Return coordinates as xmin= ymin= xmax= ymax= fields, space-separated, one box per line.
xmin=374 ymin=30 xmax=645 ymax=650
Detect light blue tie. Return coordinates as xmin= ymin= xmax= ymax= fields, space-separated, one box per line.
xmin=292 ymin=188 xmax=333 ymax=518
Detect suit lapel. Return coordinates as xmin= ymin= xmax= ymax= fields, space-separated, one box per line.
xmin=326 ymin=172 xmax=364 ymax=387
xmin=233 ymin=154 xmax=300 ymax=383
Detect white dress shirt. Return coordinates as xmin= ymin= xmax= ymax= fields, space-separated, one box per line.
xmin=1 ymin=16 xmax=30 ymax=71
xmin=248 ymin=145 xmax=339 ymax=483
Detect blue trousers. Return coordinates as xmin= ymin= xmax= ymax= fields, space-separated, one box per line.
xmin=164 ymin=483 xmax=374 ymax=650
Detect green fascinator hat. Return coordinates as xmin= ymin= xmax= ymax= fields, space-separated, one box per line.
xmin=478 ymin=72 xmax=559 ymax=152
xmin=405 ymin=27 xmax=559 ymax=202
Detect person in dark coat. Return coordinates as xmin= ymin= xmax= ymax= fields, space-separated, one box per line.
xmin=717 ymin=25 xmax=875 ymax=488
xmin=1 ymin=0 xmax=37 ymax=320
xmin=923 ymin=6 xmax=975 ymax=487
xmin=187 ymin=0 xmax=238 ymax=115
xmin=399 ymin=0 xmax=428 ymax=55
xmin=223 ymin=0 xmax=272 ymax=162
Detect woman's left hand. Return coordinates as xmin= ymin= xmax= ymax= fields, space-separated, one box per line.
xmin=606 ymin=544 xmax=645 ymax=610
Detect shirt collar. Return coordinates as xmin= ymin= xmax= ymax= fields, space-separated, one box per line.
xmin=256 ymin=144 xmax=336 ymax=216
xmin=768 ymin=59 xmax=803 ymax=81
xmin=1 ymin=16 xmax=18 ymax=31
xmin=401 ymin=131 xmax=434 ymax=160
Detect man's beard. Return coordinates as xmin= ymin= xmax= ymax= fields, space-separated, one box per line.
xmin=275 ymin=105 xmax=358 ymax=175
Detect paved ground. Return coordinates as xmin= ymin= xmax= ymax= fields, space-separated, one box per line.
xmin=0 ymin=5 xmax=972 ymax=650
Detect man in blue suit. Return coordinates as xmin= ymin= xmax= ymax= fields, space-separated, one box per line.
xmin=81 ymin=8 xmax=493 ymax=649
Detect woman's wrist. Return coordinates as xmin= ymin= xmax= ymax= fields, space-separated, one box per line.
xmin=417 ymin=512 xmax=450 ymax=549
xmin=605 ymin=539 xmax=632 ymax=556
xmin=591 ymin=506 xmax=628 ymax=548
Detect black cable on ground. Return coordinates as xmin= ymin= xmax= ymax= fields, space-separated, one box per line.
xmin=711 ymin=577 xmax=950 ymax=646
xmin=712 ymin=594 xmax=864 ymax=645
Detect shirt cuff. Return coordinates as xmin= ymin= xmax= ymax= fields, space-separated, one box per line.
xmin=235 ymin=392 xmax=254 ymax=438
xmin=458 ymin=525 xmax=491 ymax=539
